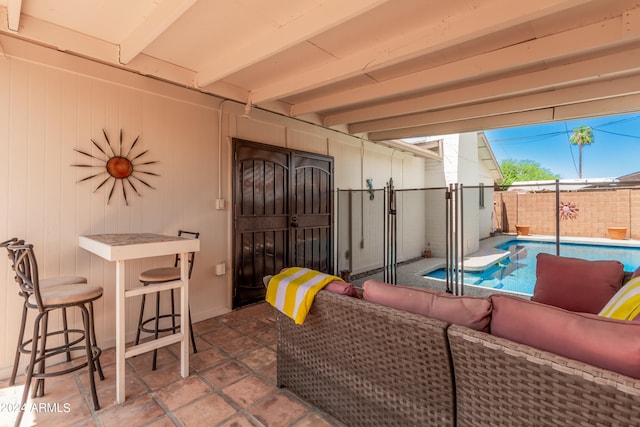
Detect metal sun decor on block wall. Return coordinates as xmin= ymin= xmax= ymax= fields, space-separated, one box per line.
xmin=559 ymin=201 xmax=579 ymax=220
xmin=72 ymin=129 xmax=159 ymax=205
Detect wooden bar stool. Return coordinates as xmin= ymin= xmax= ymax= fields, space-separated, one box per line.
xmin=134 ymin=230 xmax=199 ymax=370
xmin=1 ymin=238 xmax=100 ymax=391
xmin=8 ymin=243 xmax=104 ymax=427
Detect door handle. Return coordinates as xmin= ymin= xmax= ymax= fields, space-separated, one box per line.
xmin=291 ymin=216 xmax=299 ymax=227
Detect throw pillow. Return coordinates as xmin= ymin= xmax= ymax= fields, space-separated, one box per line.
xmin=491 ymin=294 xmax=640 ymax=379
xmin=324 ymin=280 xmax=360 ymax=298
xmin=362 ymin=279 xmax=492 ymax=331
xmin=532 ymin=253 xmax=624 ymax=313
xmin=599 ymin=276 xmax=640 ymax=320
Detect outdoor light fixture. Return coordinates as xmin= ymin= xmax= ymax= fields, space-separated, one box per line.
xmin=242 ymin=94 xmax=253 ymax=118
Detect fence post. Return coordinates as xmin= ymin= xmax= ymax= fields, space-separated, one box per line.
xmin=555 ymin=179 xmax=560 ymax=256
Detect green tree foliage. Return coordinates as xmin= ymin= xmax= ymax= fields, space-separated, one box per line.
xmin=499 ymin=159 xmax=560 ymax=187
xmin=569 ymin=125 xmax=594 ymax=179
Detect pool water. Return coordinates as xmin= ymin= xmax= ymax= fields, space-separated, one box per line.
xmin=425 ymin=240 xmax=640 ymax=295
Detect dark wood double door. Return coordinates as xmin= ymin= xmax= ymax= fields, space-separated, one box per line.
xmin=232 ymin=139 xmax=334 ymax=308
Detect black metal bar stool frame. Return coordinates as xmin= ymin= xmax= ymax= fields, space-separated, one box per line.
xmin=135 ymin=230 xmax=199 ymax=370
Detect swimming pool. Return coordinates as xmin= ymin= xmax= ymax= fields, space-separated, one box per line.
xmin=425 ymin=240 xmax=640 ymax=295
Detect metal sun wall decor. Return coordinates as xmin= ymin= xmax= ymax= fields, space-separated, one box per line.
xmin=559 ymin=201 xmax=579 ymax=220
xmin=72 ymin=129 xmax=159 ymax=205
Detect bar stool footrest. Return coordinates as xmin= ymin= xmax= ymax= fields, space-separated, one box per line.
xmin=139 ymin=313 xmax=182 ymax=335
xmin=29 ymin=345 xmax=102 ymax=379
xmin=19 ymin=328 xmax=85 ymax=356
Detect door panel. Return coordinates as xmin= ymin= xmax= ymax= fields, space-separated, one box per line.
xmin=234 ymin=142 xmax=290 ymax=307
xmin=291 ymin=153 xmax=333 ymax=272
xmin=233 ymin=140 xmax=333 ymax=308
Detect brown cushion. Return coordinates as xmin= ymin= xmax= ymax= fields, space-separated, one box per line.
xmin=139 ymin=267 xmax=180 ymax=282
xmin=29 ymin=284 xmax=103 ymax=307
xmin=532 ymin=253 xmax=624 ymax=313
xmin=362 ymin=279 xmax=492 ymax=331
xmin=491 ymin=294 xmax=640 ymax=379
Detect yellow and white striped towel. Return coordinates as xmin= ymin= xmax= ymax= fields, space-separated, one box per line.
xmin=266 ymin=267 xmax=342 ymax=324
xmin=599 ymin=276 xmax=640 ymax=320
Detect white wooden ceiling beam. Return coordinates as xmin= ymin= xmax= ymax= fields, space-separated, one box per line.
xmin=6 ymin=0 xmax=22 ymax=31
xmin=350 ymin=73 xmax=640 ymax=134
xmin=554 ymin=92 xmax=640 ymax=120
xmin=369 ymin=110 xmax=556 ymax=141
xmin=250 ymin=0 xmax=595 ymax=105
xmin=119 ymin=0 xmax=199 ymax=64
xmin=0 ymin=12 xmax=202 ymax=93
xmin=337 ymin=47 xmax=640 ymax=130
xmin=369 ymin=139 xmax=443 ymax=160
xmin=370 ymin=89 xmax=640 ymax=140
xmin=325 ymin=47 xmax=640 ymax=127
xmin=0 ymin=13 xmax=119 ymax=63
xmin=293 ymin=12 xmax=640 ymax=116
xmin=196 ymin=0 xmax=389 ymax=87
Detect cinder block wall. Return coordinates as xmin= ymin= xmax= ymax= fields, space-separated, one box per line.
xmin=494 ymin=189 xmax=639 ymax=240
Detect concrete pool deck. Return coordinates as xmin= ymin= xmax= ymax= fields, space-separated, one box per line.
xmin=351 ymin=233 xmax=640 ymax=297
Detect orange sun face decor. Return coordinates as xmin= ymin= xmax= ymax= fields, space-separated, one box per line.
xmin=72 ymin=129 xmax=158 ymax=205
xmin=559 ymin=201 xmax=579 ymax=220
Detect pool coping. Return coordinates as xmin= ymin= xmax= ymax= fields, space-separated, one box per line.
xmin=465 ymin=233 xmax=640 ymax=272
xmin=351 ymin=233 xmax=640 ymax=298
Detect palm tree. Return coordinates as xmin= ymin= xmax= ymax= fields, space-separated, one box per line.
xmin=569 ymin=125 xmax=594 ymax=179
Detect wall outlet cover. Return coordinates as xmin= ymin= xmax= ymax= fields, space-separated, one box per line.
xmin=216 ymin=263 xmax=226 ymax=275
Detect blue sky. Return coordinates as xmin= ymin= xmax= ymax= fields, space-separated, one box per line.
xmin=484 ymin=112 xmax=640 ymax=179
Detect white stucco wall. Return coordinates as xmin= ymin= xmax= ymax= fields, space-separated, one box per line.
xmin=456 ymin=133 xmax=481 ymax=254
xmin=423 ymin=132 xmax=500 ymax=256
xmin=478 ymin=161 xmax=498 ymax=239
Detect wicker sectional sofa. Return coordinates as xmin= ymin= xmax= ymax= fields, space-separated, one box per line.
xmin=276 ymin=289 xmax=640 ymax=427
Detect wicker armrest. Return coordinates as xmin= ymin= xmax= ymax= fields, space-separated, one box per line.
xmin=448 ymin=324 xmax=640 ymax=426
xmin=276 ymin=290 xmax=455 ymax=427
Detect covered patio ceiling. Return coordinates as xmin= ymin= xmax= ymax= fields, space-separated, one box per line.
xmin=2 ymin=0 xmax=640 ymax=141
